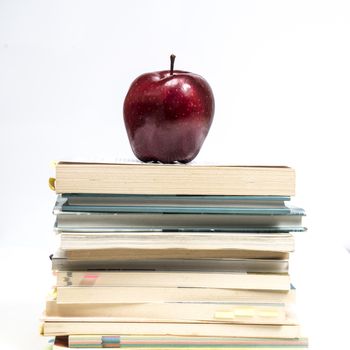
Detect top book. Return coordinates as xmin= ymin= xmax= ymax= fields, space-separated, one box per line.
xmin=53 ymin=161 xmax=296 ymax=196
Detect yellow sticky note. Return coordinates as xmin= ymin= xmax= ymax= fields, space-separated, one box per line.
xmin=234 ymin=308 xmax=255 ymax=317
xmin=258 ymin=309 xmax=279 ymax=318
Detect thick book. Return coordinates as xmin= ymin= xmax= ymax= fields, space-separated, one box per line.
xmin=53 ymin=162 xmax=295 ymax=196
xmin=63 ymin=247 xmax=289 ymax=262
xmin=52 ymin=335 xmax=308 ymax=350
xmin=56 ymin=271 xmax=290 ymax=289
xmin=46 ymin=298 xmax=294 ymax=325
xmin=41 ymin=321 xmax=301 ymax=338
xmin=51 ymin=251 xmax=289 ymax=272
xmin=55 ymin=214 xmax=304 ymax=232
xmin=51 ymin=285 xmax=295 ymax=304
xmin=55 ymin=284 xmax=291 ymax=304
xmin=59 ymin=231 xmax=295 ymax=252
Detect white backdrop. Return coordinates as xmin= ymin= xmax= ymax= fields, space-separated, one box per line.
xmin=1 ymin=1 xmax=350 ymax=349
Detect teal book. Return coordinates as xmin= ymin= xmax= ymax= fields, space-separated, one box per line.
xmin=54 ymin=194 xmax=305 ymax=232
xmin=56 ymin=194 xmax=293 ymax=214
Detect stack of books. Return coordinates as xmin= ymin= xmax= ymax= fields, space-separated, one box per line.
xmin=41 ymin=161 xmax=308 ymax=349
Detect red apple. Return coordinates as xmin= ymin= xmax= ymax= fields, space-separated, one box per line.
xmin=123 ymin=55 xmax=215 ymax=163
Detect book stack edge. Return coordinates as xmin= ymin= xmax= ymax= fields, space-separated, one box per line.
xmin=41 ymin=161 xmax=308 ymax=350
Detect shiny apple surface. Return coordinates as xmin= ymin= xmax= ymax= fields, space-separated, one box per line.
xmin=123 ymin=70 xmax=214 ymax=163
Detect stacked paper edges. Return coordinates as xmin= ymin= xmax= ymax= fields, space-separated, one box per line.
xmin=42 ymin=162 xmax=308 ymax=350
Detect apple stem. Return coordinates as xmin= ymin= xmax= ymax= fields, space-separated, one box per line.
xmin=170 ymin=54 xmax=176 ymax=75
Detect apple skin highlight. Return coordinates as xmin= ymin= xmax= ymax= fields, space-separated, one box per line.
xmin=123 ymin=57 xmax=215 ymax=164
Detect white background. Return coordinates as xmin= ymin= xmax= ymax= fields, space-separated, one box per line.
xmin=1 ymin=0 xmax=350 ymax=349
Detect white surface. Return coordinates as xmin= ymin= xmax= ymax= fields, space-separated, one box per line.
xmin=1 ymin=1 xmax=350 ymax=349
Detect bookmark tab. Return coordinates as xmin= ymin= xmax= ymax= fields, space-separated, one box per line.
xmin=49 ymin=177 xmax=56 ymax=191
xmin=80 ymin=273 xmax=99 ymax=286
xmin=39 ymin=323 xmax=44 ymax=336
xmin=258 ymin=309 xmax=279 ymax=318
xmin=234 ymin=308 xmax=255 ymax=317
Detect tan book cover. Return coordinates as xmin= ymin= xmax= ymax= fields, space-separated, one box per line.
xmin=42 ymin=321 xmax=301 ymax=338
xmin=53 ymin=162 xmax=295 ymax=196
